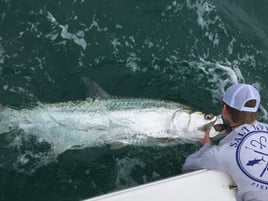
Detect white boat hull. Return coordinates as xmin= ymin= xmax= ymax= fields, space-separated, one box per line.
xmin=84 ymin=170 xmax=237 ymax=201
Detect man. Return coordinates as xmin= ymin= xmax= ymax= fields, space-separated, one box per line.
xmin=183 ymin=83 xmax=268 ymax=201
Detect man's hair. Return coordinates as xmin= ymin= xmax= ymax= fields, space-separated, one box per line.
xmin=225 ymin=100 xmax=258 ymax=124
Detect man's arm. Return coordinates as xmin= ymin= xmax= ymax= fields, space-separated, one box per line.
xmin=182 ymin=130 xmax=222 ymax=172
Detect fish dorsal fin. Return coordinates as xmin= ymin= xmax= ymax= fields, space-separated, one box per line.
xmin=81 ymin=77 xmax=110 ymax=99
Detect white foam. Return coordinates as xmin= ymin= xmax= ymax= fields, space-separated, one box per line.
xmin=3 ymin=133 xmax=56 ymax=175
xmin=0 ymin=40 xmax=5 ymax=65
xmin=144 ymin=38 xmax=154 ymax=48
xmin=3 ymin=85 xmax=8 ymax=90
xmin=88 ymin=14 xmax=108 ymax=32
xmin=13 ymin=151 xmax=56 ymax=175
xmin=197 ymin=59 xmax=266 ymax=118
xmin=237 ymin=53 xmax=256 ymax=68
xmin=17 ymin=153 xmax=30 ymax=165
xmin=126 ymin=52 xmax=141 ymax=72
xmin=228 ymin=38 xmax=236 ymax=54
xmin=47 ymin=11 xmax=57 ymax=24
xmin=190 ymin=58 xmax=243 ymax=102
xmin=186 ymin=0 xmax=228 ymax=48
xmin=46 ymin=11 xmax=87 ymax=50
xmin=116 ymin=24 xmax=123 ymax=29
xmin=60 ymin=25 xmax=87 ymax=50
xmin=163 ymin=0 xmax=184 ymax=17
xmin=110 ymin=38 xmax=121 ymax=52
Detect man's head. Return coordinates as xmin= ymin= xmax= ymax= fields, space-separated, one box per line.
xmin=222 ymin=83 xmax=260 ymax=124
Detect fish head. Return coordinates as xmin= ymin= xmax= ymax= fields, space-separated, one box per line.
xmin=171 ymin=111 xmax=223 ymax=139
xmin=205 ymin=115 xmax=224 ymax=137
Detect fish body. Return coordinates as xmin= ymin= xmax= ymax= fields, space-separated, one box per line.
xmin=0 ymin=98 xmax=222 ymax=152
xmin=246 ymin=157 xmax=265 ymax=166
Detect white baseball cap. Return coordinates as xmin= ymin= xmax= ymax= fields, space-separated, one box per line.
xmin=223 ymin=83 xmax=260 ymax=112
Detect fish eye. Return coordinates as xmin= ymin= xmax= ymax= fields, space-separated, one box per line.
xmin=204 ymin=113 xmax=214 ymax=120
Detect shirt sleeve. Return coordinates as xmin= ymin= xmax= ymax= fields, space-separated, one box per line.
xmin=182 ymin=143 xmax=223 ymax=173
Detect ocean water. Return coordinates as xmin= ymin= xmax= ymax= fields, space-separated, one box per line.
xmin=1 ymin=0 xmax=268 ymax=200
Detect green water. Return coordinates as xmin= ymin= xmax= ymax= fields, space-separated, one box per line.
xmin=1 ymin=0 xmax=268 ymax=200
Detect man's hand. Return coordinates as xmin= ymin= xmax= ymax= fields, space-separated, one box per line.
xmin=199 ymin=129 xmax=211 ymax=145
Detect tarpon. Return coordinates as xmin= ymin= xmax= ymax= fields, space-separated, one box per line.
xmin=0 ymin=97 xmax=222 ymax=153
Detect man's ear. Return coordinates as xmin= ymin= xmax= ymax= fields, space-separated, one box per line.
xmin=223 ymin=104 xmax=228 ymax=111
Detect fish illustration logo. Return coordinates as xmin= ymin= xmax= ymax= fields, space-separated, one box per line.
xmin=236 ymin=131 xmax=268 ymax=185
xmin=246 ymin=157 xmax=265 ymax=166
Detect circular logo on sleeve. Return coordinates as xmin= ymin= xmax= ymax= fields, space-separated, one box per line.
xmin=236 ymin=131 xmax=268 ymax=185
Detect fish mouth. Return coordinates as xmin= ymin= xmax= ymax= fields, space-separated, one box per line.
xmin=197 ymin=115 xmax=221 ymax=132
